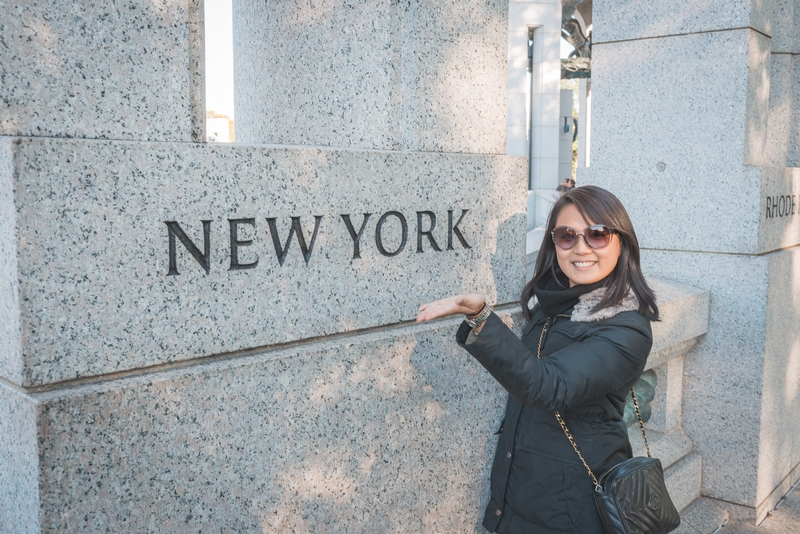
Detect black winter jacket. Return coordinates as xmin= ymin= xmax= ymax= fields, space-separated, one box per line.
xmin=457 ymin=287 xmax=653 ymax=534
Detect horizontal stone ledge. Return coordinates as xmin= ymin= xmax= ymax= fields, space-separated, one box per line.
xmin=23 ymin=305 xmax=524 ymax=402
xmin=8 ymin=274 xmax=710 ymax=400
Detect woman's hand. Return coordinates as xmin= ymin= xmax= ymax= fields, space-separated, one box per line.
xmin=416 ymin=294 xmax=485 ymax=323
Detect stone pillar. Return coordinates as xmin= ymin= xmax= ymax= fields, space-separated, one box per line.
xmin=0 ymin=1 xmax=528 ymax=532
xmin=231 ymin=0 xmax=509 ymax=154
xmin=583 ymin=0 xmax=800 ymax=523
xmin=577 ymin=78 xmax=590 ymax=168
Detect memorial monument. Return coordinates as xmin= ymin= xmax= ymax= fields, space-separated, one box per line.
xmin=4 ymin=0 xmax=792 ymax=532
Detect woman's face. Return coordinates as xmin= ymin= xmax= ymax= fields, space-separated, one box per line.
xmin=554 ymin=203 xmax=621 ymax=287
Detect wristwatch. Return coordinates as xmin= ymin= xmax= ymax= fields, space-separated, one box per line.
xmin=465 ymin=304 xmax=492 ymax=329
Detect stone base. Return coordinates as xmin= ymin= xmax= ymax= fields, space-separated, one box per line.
xmin=1 ymin=311 xmax=521 ymax=533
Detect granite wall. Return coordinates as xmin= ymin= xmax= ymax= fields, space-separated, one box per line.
xmin=0 ymin=0 xmax=205 ymax=142
xmin=232 ymin=0 xmax=508 ymax=153
xmin=3 ymin=138 xmax=525 ymax=388
xmin=0 ymin=0 xmax=744 ymax=530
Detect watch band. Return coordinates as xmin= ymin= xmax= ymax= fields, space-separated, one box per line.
xmin=465 ymin=304 xmax=492 ymax=329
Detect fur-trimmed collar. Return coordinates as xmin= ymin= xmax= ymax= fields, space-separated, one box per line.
xmin=570 ymin=288 xmax=639 ymax=322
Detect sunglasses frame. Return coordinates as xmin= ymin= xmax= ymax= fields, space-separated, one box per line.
xmin=551 ymin=225 xmax=618 ymax=250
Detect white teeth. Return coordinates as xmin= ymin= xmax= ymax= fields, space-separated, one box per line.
xmin=573 ymin=261 xmax=596 ymax=267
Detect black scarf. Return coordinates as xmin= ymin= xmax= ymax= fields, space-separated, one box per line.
xmin=533 ymin=271 xmax=606 ymax=316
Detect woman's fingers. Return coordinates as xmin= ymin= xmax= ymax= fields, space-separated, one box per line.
xmin=416 ymin=294 xmax=485 ymax=322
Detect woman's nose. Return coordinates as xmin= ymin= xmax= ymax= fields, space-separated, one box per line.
xmin=573 ymin=234 xmax=592 ymax=253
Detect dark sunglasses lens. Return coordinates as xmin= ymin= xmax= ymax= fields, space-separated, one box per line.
xmin=585 ymin=226 xmax=612 ymax=248
xmin=553 ymin=228 xmax=577 ymax=249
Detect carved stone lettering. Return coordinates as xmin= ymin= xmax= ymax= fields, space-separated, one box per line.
xmin=228 ymin=218 xmax=259 ymax=271
xmin=416 ymin=211 xmax=442 ymax=253
xmin=164 ymin=208 xmax=473 ymax=274
xmin=447 ymin=209 xmax=471 ymax=249
xmin=266 ymin=216 xmax=324 ymax=266
xmin=340 ymin=213 xmax=372 ymax=259
xmin=165 ymin=220 xmax=211 ymax=275
xmin=375 ymin=211 xmax=408 ymax=257
xmin=765 ymin=195 xmax=798 ymax=219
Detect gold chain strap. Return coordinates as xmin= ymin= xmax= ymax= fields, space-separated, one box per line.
xmin=631 ymin=388 xmax=651 ymax=458
xmin=535 ymin=316 xmax=651 ymax=492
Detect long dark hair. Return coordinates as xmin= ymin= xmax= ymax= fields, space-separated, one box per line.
xmin=520 ymin=185 xmax=659 ymax=321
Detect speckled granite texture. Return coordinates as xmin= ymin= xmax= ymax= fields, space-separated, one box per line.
xmin=592 ymin=0 xmax=770 ymax=44
xmin=0 ymin=0 xmax=204 ymax=141
xmin=0 ymin=140 xmax=22 ymax=385
xmin=583 ymin=29 xmax=797 ymax=255
xmin=5 ymin=139 xmax=526 ymax=387
xmin=30 ymin=314 xmax=516 ymax=533
xmin=232 ymin=0 xmax=507 ymax=152
xmin=0 ymin=381 xmax=40 ymax=534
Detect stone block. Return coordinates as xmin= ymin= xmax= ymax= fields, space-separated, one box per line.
xmin=0 ymin=0 xmax=204 ymax=142
xmin=232 ymin=0 xmax=507 ymax=153
xmin=584 ymin=30 xmax=772 ymax=254
xmin=2 ymin=139 xmax=526 ymax=387
xmin=0 ymin=141 xmax=22 ymax=386
xmin=641 ymin=250 xmax=771 ymax=507
xmin=796 ymin=0 xmax=800 ymax=52
xmin=648 ymin=357 xmax=685 ymax=433
xmin=763 ymin=54 xmax=794 ymax=168
xmin=630 ymin=427 xmax=694 ymax=472
xmin=647 ymin=279 xmax=709 ymax=364
xmin=743 ymin=31 xmax=770 ymax=166
xmin=593 ymin=0 xmax=770 ymax=44
xmin=789 ymin=57 xmax=800 ymax=167
xmin=22 ymin=312 xmax=519 ymax=532
xmin=758 ymin=167 xmax=800 ymax=253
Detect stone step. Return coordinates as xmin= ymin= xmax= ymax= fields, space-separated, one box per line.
xmin=666 ymin=453 xmax=703 ymax=513
xmin=674 ymin=497 xmax=730 ymax=534
xmin=672 ymin=480 xmax=800 ymax=534
xmin=630 ymin=427 xmax=694 ymax=471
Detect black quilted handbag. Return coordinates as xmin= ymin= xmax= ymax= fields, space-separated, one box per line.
xmin=554 ymin=390 xmax=681 ymax=534
xmin=592 ymin=455 xmax=680 ymax=533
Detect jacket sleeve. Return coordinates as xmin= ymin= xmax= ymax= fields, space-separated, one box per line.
xmin=456 ymin=312 xmax=653 ymax=412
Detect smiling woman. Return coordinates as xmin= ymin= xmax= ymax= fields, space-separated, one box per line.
xmin=417 ymin=185 xmax=662 ymax=534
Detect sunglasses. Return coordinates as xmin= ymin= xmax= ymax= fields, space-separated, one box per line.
xmin=551 ymin=225 xmax=617 ymax=250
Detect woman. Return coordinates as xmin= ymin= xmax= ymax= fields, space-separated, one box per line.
xmin=417 ymin=186 xmax=659 ymax=533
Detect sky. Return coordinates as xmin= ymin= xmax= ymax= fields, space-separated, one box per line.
xmin=205 ymin=0 xmax=235 ymax=119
